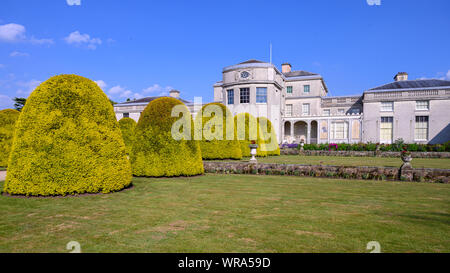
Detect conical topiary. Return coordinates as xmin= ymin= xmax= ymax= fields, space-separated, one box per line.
xmin=118 ymin=117 xmax=136 ymax=155
xmin=257 ymin=116 xmax=280 ymax=156
xmin=131 ymin=97 xmax=204 ymax=177
xmin=234 ymin=113 xmax=267 ymax=157
xmin=3 ymin=74 xmax=132 ymax=196
xmin=0 ymin=109 xmax=20 ymax=167
xmin=194 ymin=103 xmax=242 ymax=160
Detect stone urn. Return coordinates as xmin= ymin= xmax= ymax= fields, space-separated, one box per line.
xmin=249 ymin=143 xmax=258 ymax=163
xmin=300 ymin=139 xmax=305 ymax=151
xmin=401 ymin=151 xmax=412 ymax=168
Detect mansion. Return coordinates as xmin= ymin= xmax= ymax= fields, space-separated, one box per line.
xmin=114 ymin=60 xmax=450 ymax=144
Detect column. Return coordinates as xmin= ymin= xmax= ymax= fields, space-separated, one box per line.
xmin=290 ymin=121 xmax=294 ymax=139
xmin=307 ymin=121 xmax=311 ymax=144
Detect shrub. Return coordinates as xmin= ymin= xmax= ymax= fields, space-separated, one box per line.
xmin=234 ymin=113 xmax=267 ymax=157
xmin=257 ymin=117 xmax=280 ymax=156
xmin=0 ymin=109 xmax=20 ymax=167
xmin=3 ymin=75 xmax=132 ymax=196
xmin=194 ymin=103 xmax=242 ymax=160
xmin=131 ymin=97 xmax=204 ymax=177
xmin=118 ymin=117 xmax=136 ymax=155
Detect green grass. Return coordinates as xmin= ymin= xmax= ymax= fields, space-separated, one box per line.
xmin=242 ymin=155 xmax=450 ymax=169
xmin=0 ymin=174 xmax=449 ymax=253
xmin=0 ymin=167 xmax=6 ymax=171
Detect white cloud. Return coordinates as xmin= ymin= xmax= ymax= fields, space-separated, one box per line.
xmin=0 ymin=94 xmax=13 ymax=109
xmin=94 ymin=80 xmax=107 ymax=90
xmin=64 ymin=31 xmax=102 ymax=50
xmin=66 ymin=0 xmax=81 ymax=6
xmin=16 ymin=79 xmax=41 ymax=96
xmin=142 ymin=84 xmax=173 ymax=96
xmin=0 ymin=23 xmax=25 ymax=42
xmin=0 ymin=23 xmax=53 ymax=45
xmin=108 ymin=85 xmax=142 ymax=99
xmin=10 ymin=51 xmax=29 ymax=57
xmin=418 ymin=70 xmax=450 ymax=81
xmin=442 ymin=70 xmax=450 ymax=81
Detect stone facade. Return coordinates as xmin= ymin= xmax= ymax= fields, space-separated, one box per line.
xmin=213 ymin=61 xmax=450 ymax=145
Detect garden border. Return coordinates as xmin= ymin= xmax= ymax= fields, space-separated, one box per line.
xmin=203 ymin=161 xmax=450 ymax=183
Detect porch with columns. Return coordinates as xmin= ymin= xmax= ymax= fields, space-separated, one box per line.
xmin=282 ymin=120 xmax=318 ymax=144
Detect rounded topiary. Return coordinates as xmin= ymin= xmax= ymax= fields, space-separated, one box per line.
xmin=0 ymin=109 xmax=20 ymax=167
xmin=234 ymin=113 xmax=267 ymax=157
xmin=118 ymin=117 xmax=136 ymax=155
xmin=3 ymin=74 xmax=132 ymax=196
xmin=131 ymin=97 xmax=204 ymax=177
xmin=257 ymin=117 xmax=280 ymax=156
xmin=194 ymin=103 xmax=242 ymax=160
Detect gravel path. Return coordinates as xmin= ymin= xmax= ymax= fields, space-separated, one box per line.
xmin=0 ymin=171 xmax=6 ymax=182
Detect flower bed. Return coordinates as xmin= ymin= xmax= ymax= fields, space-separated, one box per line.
xmin=281 ymin=141 xmax=450 ymax=152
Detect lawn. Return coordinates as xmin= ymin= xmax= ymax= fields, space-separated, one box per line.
xmin=0 ymin=174 xmax=449 ymax=253
xmin=243 ymin=155 xmax=450 ymax=169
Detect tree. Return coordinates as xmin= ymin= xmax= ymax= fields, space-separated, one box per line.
xmin=4 ymin=74 xmax=132 ymax=196
xmin=0 ymin=109 xmax=20 ymax=167
xmin=118 ymin=117 xmax=136 ymax=155
xmin=131 ymin=97 xmax=204 ymax=177
xmin=234 ymin=113 xmax=267 ymax=157
xmin=13 ymin=97 xmax=26 ymax=112
xmin=194 ymin=103 xmax=242 ymax=160
xmin=257 ymin=117 xmax=280 ymax=156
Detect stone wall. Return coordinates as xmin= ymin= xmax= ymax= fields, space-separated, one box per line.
xmin=203 ymin=162 xmax=450 ymax=183
xmin=280 ymin=149 xmax=450 ymax=158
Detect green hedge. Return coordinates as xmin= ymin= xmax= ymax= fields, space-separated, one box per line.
xmin=194 ymin=103 xmax=242 ymax=160
xmin=131 ymin=97 xmax=204 ymax=177
xmin=0 ymin=109 xmax=20 ymax=167
xmin=299 ymin=142 xmax=450 ymax=152
xmin=257 ymin=116 xmax=280 ymax=156
xmin=118 ymin=117 xmax=136 ymax=155
xmin=3 ymin=74 xmax=132 ymax=196
xmin=234 ymin=113 xmax=267 ymax=157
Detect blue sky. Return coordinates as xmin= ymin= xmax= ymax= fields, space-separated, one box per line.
xmin=1 ymin=0 xmax=449 ymax=109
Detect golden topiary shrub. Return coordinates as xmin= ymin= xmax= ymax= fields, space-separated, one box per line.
xmin=118 ymin=117 xmax=136 ymax=155
xmin=234 ymin=113 xmax=267 ymax=157
xmin=3 ymin=74 xmax=132 ymax=196
xmin=257 ymin=116 xmax=280 ymax=156
xmin=194 ymin=103 xmax=242 ymax=160
xmin=131 ymin=97 xmax=204 ymax=177
xmin=0 ymin=109 xmax=20 ymax=167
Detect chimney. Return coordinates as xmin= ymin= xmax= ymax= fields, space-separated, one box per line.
xmin=169 ymin=89 xmax=180 ymax=99
xmin=282 ymin=63 xmax=292 ymax=73
xmin=394 ymin=72 xmax=408 ymax=82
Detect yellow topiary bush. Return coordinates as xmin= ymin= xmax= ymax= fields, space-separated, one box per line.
xmin=118 ymin=117 xmax=136 ymax=155
xmin=194 ymin=103 xmax=242 ymax=160
xmin=131 ymin=97 xmax=204 ymax=177
xmin=257 ymin=116 xmax=280 ymax=156
xmin=3 ymin=74 xmax=132 ymax=196
xmin=0 ymin=109 xmax=20 ymax=167
xmin=234 ymin=113 xmax=267 ymax=157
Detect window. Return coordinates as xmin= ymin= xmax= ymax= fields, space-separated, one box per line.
xmin=381 ymin=101 xmax=394 ymax=112
xmin=286 ymin=86 xmax=293 ymax=94
xmin=332 ymin=122 xmax=348 ymax=139
xmin=323 ymin=109 xmax=330 ymax=116
xmin=240 ymin=88 xmax=250 ymax=103
xmin=415 ymin=116 xmax=429 ymax=140
xmin=227 ymin=89 xmax=234 ymax=105
xmin=304 ymin=85 xmax=310 ymax=93
xmin=302 ymin=103 xmax=310 ymax=116
xmin=256 ymin=87 xmax=267 ymax=103
xmin=416 ymin=100 xmax=429 ymax=111
xmin=351 ymin=108 xmax=361 ymax=114
xmin=123 ymin=113 xmax=129 ymax=118
xmin=337 ymin=98 xmax=346 ymax=103
xmin=380 ymin=117 xmax=393 ymax=143
xmin=286 ymin=104 xmax=293 ymax=117
xmin=338 ymin=109 xmax=345 ymax=115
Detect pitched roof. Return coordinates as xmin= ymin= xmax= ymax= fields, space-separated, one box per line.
xmin=283 ymin=70 xmax=319 ymax=78
xmin=116 ymin=96 xmax=191 ymax=106
xmin=369 ymin=79 xmax=450 ymax=91
xmin=238 ymin=59 xmax=267 ymax=64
